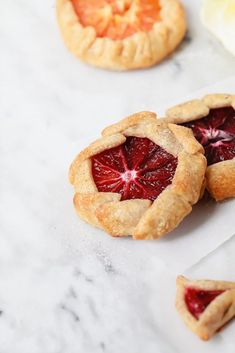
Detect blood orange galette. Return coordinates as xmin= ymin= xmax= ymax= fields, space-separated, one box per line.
xmin=56 ymin=0 xmax=186 ymax=70
xmin=165 ymin=94 xmax=235 ymax=201
xmin=69 ymin=112 xmax=206 ymax=239
xmin=176 ymin=276 xmax=235 ymax=340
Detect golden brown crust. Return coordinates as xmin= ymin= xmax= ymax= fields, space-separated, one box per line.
xmin=97 ymin=199 xmax=152 ymax=237
xmin=176 ymin=276 xmax=235 ymax=340
xmin=165 ymin=93 xmax=235 ymax=201
xmin=165 ymin=99 xmax=209 ymax=124
xmin=56 ymin=0 xmax=186 ymax=70
xmin=206 ymin=160 xmax=235 ymax=201
xmin=168 ymin=123 xmax=204 ymax=154
xmin=166 ymin=93 xmax=235 ymax=125
xmin=171 ymin=152 xmax=207 ymax=204
xmin=102 ymin=111 xmax=157 ymax=136
xmin=69 ymin=133 xmax=126 ymax=184
xmin=129 ymin=123 xmax=181 ymax=156
xmin=74 ymin=192 xmax=121 ymax=227
xmin=72 ymin=159 xmax=97 ymax=193
xmin=133 ymin=187 xmax=192 ymax=240
xmin=202 ymin=93 xmax=235 ymax=109
xmin=69 ymin=111 xmax=206 ymax=240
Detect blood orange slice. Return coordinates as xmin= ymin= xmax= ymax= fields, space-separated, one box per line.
xmin=72 ymin=0 xmax=161 ymax=40
xmin=182 ymin=107 xmax=235 ymax=166
xmin=92 ymin=136 xmax=177 ymax=201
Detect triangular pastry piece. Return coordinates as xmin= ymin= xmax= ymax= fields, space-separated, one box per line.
xmin=176 ymin=276 xmax=235 ymax=340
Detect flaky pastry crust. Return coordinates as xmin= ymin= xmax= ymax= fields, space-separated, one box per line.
xmin=69 ymin=111 xmax=206 ymax=239
xmin=165 ymin=94 xmax=235 ymax=201
xmin=176 ymin=276 xmax=235 ymax=341
xmin=56 ymin=0 xmax=186 ymax=70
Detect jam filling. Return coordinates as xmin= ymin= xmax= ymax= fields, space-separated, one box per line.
xmin=72 ymin=0 xmax=161 ymax=40
xmin=92 ymin=136 xmax=177 ymax=201
xmin=185 ymin=287 xmax=225 ymax=320
xmin=182 ymin=107 xmax=235 ymax=166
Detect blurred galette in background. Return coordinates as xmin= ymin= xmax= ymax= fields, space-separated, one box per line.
xmin=56 ymin=0 xmax=186 ymax=70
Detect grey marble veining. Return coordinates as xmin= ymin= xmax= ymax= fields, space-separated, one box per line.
xmin=0 ymin=0 xmax=235 ymax=352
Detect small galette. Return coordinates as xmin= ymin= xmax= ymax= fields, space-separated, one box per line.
xmin=56 ymin=0 xmax=186 ymax=70
xmin=69 ymin=112 xmax=206 ymax=239
xmin=166 ymin=94 xmax=235 ymax=201
xmin=176 ymin=276 xmax=235 ymax=340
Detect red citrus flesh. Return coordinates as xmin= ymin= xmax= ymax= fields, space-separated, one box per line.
xmin=92 ymin=136 xmax=177 ymax=201
xmin=72 ymin=0 xmax=161 ymax=40
xmin=185 ymin=287 xmax=225 ymax=320
xmin=182 ymin=107 xmax=235 ymax=166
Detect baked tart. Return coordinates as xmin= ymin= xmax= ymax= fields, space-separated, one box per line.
xmin=56 ymin=0 xmax=186 ymax=70
xmin=176 ymin=276 xmax=235 ymax=340
xmin=69 ymin=112 xmax=206 ymax=239
xmin=165 ymin=94 xmax=235 ymax=201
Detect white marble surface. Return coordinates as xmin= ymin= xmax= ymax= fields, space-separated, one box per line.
xmin=0 ymin=0 xmax=235 ymax=352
